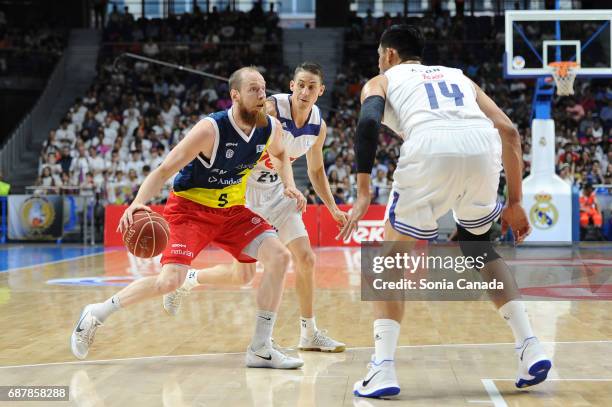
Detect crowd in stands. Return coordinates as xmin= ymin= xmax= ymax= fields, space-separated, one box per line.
xmin=0 ymin=10 xmax=66 ymax=77
xmin=34 ymin=7 xmax=611 ymax=239
xmin=36 ymin=5 xmax=286 ymax=206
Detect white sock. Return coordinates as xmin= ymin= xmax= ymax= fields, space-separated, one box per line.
xmin=182 ymin=269 xmax=200 ymax=290
xmin=90 ymin=295 xmax=121 ymax=322
xmin=373 ymin=319 xmax=400 ymax=364
xmin=498 ymin=300 xmax=535 ymax=347
xmin=251 ymin=310 xmax=276 ymax=350
xmin=300 ymin=316 xmax=317 ymax=338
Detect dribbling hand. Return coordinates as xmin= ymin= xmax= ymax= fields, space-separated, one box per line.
xmin=117 ymin=203 xmax=152 ymax=234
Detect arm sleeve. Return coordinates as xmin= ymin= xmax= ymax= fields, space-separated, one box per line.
xmin=355 ymin=95 xmax=385 ymax=174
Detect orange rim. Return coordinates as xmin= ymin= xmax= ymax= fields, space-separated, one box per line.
xmin=548 ymin=61 xmax=579 ymax=77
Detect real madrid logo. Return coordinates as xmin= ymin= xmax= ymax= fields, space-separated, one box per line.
xmin=20 ymin=196 xmax=56 ymax=235
xmin=529 ymin=192 xmax=558 ymax=230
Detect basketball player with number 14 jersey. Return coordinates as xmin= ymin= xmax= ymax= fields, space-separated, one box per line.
xmin=339 ymin=25 xmax=551 ymax=398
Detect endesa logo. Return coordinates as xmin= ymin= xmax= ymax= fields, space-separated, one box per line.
xmin=342 ymin=219 xmax=385 ymax=244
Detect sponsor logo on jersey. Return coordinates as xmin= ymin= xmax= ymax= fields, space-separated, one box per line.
xmin=171 ymin=243 xmax=187 ymax=248
xmin=256 ymin=144 xmax=266 ymax=153
xmin=170 ymin=249 xmax=194 ymax=258
xmin=236 ymin=163 xmax=255 ymax=170
xmin=208 ymin=176 xmax=242 ymax=186
xmin=226 ymin=142 xmax=239 ymax=147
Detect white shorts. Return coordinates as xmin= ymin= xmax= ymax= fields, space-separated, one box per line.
xmin=386 ymin=123 xmax=503 ymax=239
xmin=246 ymin=182 xmax=308 ymax=245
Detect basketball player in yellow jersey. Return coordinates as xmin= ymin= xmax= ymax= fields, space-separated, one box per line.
xmin=71 ymin=67 xmax=307 ymax=369
xmin=163 ymin=63 xmax=348 ymax=352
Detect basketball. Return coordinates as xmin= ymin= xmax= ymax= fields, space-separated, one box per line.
xmin=122 ymin=210 xmax=169 ymax=258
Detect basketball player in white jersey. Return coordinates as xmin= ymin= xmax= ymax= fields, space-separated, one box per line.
xmin=339 ymin=25 xmax=551 ymax=398
xmin=163 ymin=63 xmax=347 ymax=352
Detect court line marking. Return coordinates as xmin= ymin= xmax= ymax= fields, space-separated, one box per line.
xmin=2 ymin=250 xmax=110 ymax=273
xmin=481 ymin=379 xmax=508 ymax=407
xmin=350 ymin=339 xmax=612 ymax=350
xmin=1 ymin=339 xmax=611 ymax=370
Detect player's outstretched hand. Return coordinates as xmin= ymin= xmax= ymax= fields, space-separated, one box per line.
xmin=336 ymin=195 xmax=369 ymax=241
xmin=331 ymin=208 xmax=349 ymax=228
xmin=501 ymin=202 xmax=531 ymax=243
xmin=284 ymin=186 xmax=307 ymax=213
xmin=117 ymin=203 xmax=152 ymax=234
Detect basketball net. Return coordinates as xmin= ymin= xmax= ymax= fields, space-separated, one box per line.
xmin=548 ymin=61 xmax=579 ymax=96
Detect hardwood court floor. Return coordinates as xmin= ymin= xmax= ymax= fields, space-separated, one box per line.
xmin=0 ymin=245 xmax=611 ymax=406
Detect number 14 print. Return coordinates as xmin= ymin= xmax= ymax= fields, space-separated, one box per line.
xmin=424 ymin=81 xmax=464 ymax=109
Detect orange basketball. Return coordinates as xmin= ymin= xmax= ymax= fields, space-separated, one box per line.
xmin=122 ymin=210 xmax=170 ymax=258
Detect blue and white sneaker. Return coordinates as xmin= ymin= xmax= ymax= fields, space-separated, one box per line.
xmin=353 ymin=356 xmax=400 ymax=398
xmin=515 ymin=337 xmax=552 ymax=388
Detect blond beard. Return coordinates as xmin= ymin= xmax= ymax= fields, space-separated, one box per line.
xmin=237 ymin=105 xmax=268 ymax=128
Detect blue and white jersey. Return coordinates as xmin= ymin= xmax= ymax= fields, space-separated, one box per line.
xmin=383 ymin=64 xmax=493 ymax=140
xmin=249 ymin=93 xmax=322 ymax=187
xmin=173 ymin=108 xmax=273 ymax=207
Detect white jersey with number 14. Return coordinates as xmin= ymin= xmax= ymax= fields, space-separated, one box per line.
xmin=382 ymin=63 xmax=493 ymax=140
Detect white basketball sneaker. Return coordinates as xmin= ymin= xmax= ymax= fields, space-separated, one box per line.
xmin=163 ymin=269 xmax=198 ymax=316
xmin=246 ymin=343 xmax=304 ymax=369
xmin=70 ymin=304 xmax=102 ymax=360
xmin=353 ymin=356 xmax=400 ymax=398
xmin=298 ymin=329 xmax=346 ymax=353
xmin=515 ymin=336 xmax=552 ymax=388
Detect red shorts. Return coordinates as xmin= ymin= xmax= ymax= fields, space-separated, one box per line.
xmin=160 ymin=193 xmax=274 ymax=266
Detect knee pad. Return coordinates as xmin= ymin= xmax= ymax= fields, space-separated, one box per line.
xmin=456 ymin=225 xmax=501 ymax=267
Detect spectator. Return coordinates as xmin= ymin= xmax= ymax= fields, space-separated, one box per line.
xmin=58 ymin=146 xmax=73 ymax=174
xmin=579 ymin=182 xmax=603 ymax=240
xmin=372 ymin=169 xmax=390 ymax=204
xmin=559 ymin=163 xmax=574 ymax=186
xmin=88 ymin=147 xmax=106 ymax=174
xmin=333 ymin=187 xmax=346 ymax=204
xmin=327 ymin=156 xmax=350 ymax=181
xmin=37 ymin=166 xmax=62 ymax=192
xmin=125 ymin=150 xmax=145 ymax=176
xmin=142 ymin=38 xmax=160 ymax=57
xmin=69 ymin=146 xmax=90 ymax=184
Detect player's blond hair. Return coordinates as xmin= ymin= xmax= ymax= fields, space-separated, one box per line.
xmin=228 ymin=66 xmax=261 ymax=91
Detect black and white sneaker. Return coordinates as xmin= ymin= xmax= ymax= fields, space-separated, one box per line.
xmin=70 ymin=304 xmax=102 ymax=360
xmin=246 ymin=343 xmax=304 ymax=369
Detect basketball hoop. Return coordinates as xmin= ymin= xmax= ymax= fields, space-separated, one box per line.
xmin=548 ymin=61 xmax=579 ymax=96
